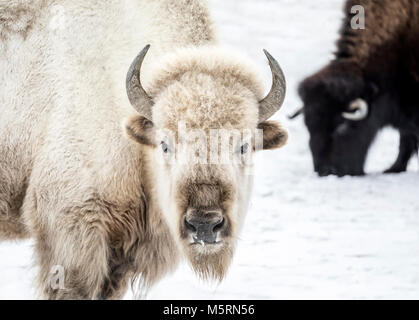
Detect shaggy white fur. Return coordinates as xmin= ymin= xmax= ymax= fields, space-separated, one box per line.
xmin=0 ymin=0 xmax=287 ymax=299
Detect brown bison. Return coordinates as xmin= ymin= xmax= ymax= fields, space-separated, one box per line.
xmin=298 ymin=0 xmax=419 ymax=176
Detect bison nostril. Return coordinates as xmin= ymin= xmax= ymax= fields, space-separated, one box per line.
xmin=184 ymin=208 xmax=224 ymax=243
xmin=184 ymin=218 xmax=197 ymax=233
xmin=212 ymin=218 xmax=225 ymax=233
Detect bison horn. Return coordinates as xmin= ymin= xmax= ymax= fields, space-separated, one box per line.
xmin=259 ymin=49 xmax=286 ymax=122
xmin=288 ymin=106 xmax=304 ymax=120
xmin=342 ymin=98 xmax=369 ymax=121
xmin=126 ymin=44 xmax=153 ymax=120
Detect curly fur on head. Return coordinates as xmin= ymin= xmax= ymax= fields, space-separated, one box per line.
xmin=298 ymin=62 xmax=366 ymax=107
xmin=146 ymin=46 xmax=264 ymax=131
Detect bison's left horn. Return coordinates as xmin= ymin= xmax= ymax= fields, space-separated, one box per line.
xmin=258 ymin=49 xmax=286 ymax=122
xmin=126 ymin=44 xmax=153 ymax=120
xmin=342 ymin=98 xmax=369 ymax=121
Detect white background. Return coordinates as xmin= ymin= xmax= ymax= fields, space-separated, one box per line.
xmin=1 ymin=0 xmax=418 ymax=299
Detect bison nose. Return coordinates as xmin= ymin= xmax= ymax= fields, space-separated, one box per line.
xmin=184 ymin=209 xmax=225 ymax=244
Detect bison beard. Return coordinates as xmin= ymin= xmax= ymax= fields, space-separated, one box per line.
xmin=187 ymin=243 xmax=234 ymax=281
xmin=298 ymin=0 xmax=419 ymax=176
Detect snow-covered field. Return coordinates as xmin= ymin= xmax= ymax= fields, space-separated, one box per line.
xmin=1 ymin=0 xmax=418 ymax=299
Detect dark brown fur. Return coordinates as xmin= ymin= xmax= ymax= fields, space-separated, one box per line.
xmin=299 ymin=0 xmax=419 ymax=176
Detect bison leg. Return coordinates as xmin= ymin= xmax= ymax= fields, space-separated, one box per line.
xmin=0 ymin=186 xmax=28 ymax=240
xmin=0 ymin=215 xmax=28 ymax=240
xmin=99 ymin=247 xmax=136 ymax=300
xmin=100 ymin=229 xmax=180 ymax=299
xmin=385 ymin=132 xmax=418 ymax=173
xmin=0 ymin=164 xmax=29 ymax=240
xmin=27 ymin=195 xmax=114 ymax=300
xmin=34 ymin=221 xmax=110 ymax=299
xmin=27 ymin=183 xmax=176 ymax=299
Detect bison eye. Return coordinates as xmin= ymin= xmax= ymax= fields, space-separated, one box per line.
xmin=240 ymin=143 xmax=249 ymax=155
xmin=161 ymin=141 xmax=169 ymax=153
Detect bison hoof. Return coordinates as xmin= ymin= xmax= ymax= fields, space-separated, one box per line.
xmin=384 ymin=166 xmax=407 ymax=174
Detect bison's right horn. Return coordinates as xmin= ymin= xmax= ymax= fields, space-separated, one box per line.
xmin=126 ymin=44 xmax=153 ymax=120
xmin=342 ymin=98 xmax=369 ymax=121
xmin=258 ymin=49 xmax=286 ymax=122
xmin=288 ymin=106 xmax=304 ymax=120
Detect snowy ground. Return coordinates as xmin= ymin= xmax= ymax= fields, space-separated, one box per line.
xmin=1 ymin=0 xmax=419 ymax=299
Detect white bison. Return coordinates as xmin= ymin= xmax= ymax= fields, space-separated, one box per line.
xmin=0 ymin=0 xmax=288 ymax=299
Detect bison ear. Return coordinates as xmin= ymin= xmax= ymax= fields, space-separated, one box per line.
xmin=257 ymin=121 xmax=288 ymax=150
xmin=124 ymin=115 xmax=156 ymax=147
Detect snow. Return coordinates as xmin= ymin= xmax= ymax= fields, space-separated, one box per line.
xmin=1 ymin=0 xmax=418 ymax=300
